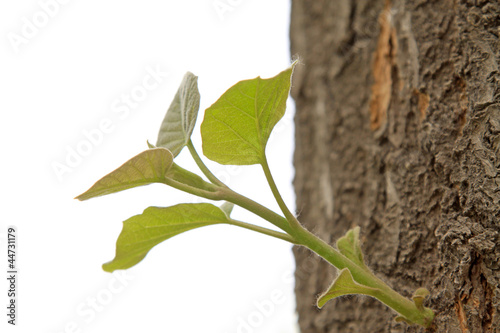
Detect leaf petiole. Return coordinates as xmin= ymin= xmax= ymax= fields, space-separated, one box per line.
xmin=227 ymin=218 xmax=297 ymax=243
xmin=260 ymin=155 xmax=302 ymax=232
xmin=220 ymin=187 xmax=293 ymax=235
xmin=187 ymin=139 xmax=226 ymax=187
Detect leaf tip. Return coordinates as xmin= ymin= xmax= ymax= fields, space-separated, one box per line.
xmin=102 ymin=262 xmax=115 ymax=273
xmin=316 ymin=291 xmax=331 ymax=309
xmin=74 ymin=192 xmax=89 ymax=201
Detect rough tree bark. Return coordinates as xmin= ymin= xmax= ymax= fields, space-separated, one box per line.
xmin=290 ymin=0 xmax=499 ymax=332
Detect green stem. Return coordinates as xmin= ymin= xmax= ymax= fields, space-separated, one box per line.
xmin=227 ymin=219 xmax=297 ymax=243
xmin=164 ymin=171 xmax=433 ymax=326
xmin=172 ymin=144 xmax=433 ymax=327
xmin=163 ymin=172 xmax=293 ymax=235
xmin=220 ymin=187 xmax=293 ymax=235
xmin=258 ymin=154 xmax=433 ymax=326
xmin=292 ymin=226 xmax=434 ymax=327
xmin=187 ymin=140 xmax=226 ymax=187
xmin=260 ymin=155 xmax=302 ymax=231
xmin=161 ymin=177 xmax=224 ymax=201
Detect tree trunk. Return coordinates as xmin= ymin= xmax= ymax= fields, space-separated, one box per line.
xmin=290 ymin=0 xmax=499 ymax=332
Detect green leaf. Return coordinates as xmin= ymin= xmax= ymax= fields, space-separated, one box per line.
xmin=156 ymin=72 xmax=200 ymax=157
xmin=103 ymin=203 xmax=230 ymax=272
xmin=336 ymin=227 xmax=366 ymax=268
xmin=201 ymin=62 xmax=297 ymax=165
xmin=76 ymin=148 xmax=220 ymax=201
xmin=76 ymin=148 xmax=174 ymax=201
xmin=317 ymin=268 xmax=381 ymax=308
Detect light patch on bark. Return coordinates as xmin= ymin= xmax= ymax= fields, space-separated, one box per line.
xmin=413 ymin=89 xmax=430 ymax=122
xmin=369 ymin=0 xmax=398 ymax=131
xmin=314 ymin=88 xmax=334 ymax=220
xmin=385 ymin=171 xmax=399 ymax=208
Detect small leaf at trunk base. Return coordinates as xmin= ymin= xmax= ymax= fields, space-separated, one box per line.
xmin=76 ymin=148 xmax=174 ymax=201
xmin=157 ymin=72 xmax=200 ymax=157
xmin=103 ymin=203 xmax=231 ymax=272
xmin=317 ymin=268 xmax=381 ymax=308
xmin=336 ymin=226 xmax=366 ymax=268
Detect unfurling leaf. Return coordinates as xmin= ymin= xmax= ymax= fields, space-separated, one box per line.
xmin=157 ymin=72 xmax=200 ymax=156
xmin=336 ymin=227 xmax=366 ymax=268
xmin=76 ymin=148 xmax=174 ymax=201
xmin=412 ymin=288 xmax=430 ymax=310
xmin=220 ymin=202 xmax=235 ymax=217
xmin=201 ymin=61 xmax=297 ymax=165
xmin=103 ymin=203 xmax=231 ymax=272
xmin=317 ymin=268 xmax=381 ymax=308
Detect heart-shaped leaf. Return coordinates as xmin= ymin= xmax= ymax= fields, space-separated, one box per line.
xmin=336 ymin=227 xmax=366 ymax=268
xmin=76 ymin=148 xmax=175 ymax=201
xmin=317 ymin=268 xmax=381 ymax=308
xmin=201 ymin=62 xmax=297 ymax=165
xmin=156 ymin=72 xmax=200 ymax=157
xmin=103 ymin=203 xmax=230 ymax=272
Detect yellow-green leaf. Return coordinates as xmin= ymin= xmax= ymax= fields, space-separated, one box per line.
xmin=103 ymin=203 xmax=230 ymax=272
xmin=317 ymin=268 xmax=381 ymax=308
xmin=76 ymin=148 xmax=174 ymax=201
xmin=336 ymin=227 xmax=366 ymax=268
xmin=200 ymin=62 xmax=297 ymax=165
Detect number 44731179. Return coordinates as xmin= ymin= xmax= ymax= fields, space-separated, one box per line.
xmin=7 ymin=227 xmax=16 ymax=270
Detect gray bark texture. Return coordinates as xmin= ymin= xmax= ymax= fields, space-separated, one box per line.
xmin=290 ymin=0 xmax=499 ymax=332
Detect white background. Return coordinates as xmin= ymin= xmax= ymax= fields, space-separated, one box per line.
xmin=1 ymin=1 xmax=299 ymax=332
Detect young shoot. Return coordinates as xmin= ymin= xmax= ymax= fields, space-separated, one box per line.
xmin=77 ymin=63 xmax=435 ymax=328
